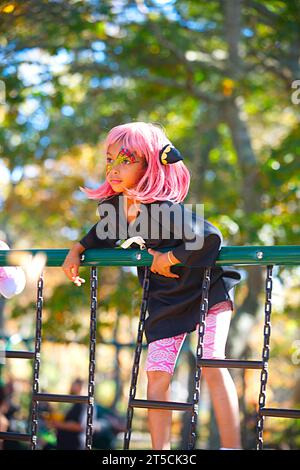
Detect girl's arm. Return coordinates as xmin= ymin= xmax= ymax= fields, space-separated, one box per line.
xmin=171 ymin=232 xmax=222 ymax=268
xmin=151 ymin=202 xmax=223 ymax=268
xmin=167 ymin=205 xmax=242 ymax=291
xmin=79 ymin=223 xmax=117 ymax=250
xmin=79 ymin=223 xmax=101 ymax=250
xmin=62 ymin=242 xmax=86 ymax=285
xmin=62 ymin=220 xmax=117 ymax=285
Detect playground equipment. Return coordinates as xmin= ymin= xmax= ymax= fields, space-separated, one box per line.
xmin=0 ymin=246 xmax=299 ymax=450
xmin=0 ymin=261 xmax=97 ymax=450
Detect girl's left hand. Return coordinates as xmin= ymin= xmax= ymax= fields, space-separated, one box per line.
xmin=147 ymin=248 xmax=179 ymax=279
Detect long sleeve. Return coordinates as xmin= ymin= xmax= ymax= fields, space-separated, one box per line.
xmin=79 ymin=223 xmax=117 ymax=250
xmin=79 ymin=223 xmax=100 ymax=249
xmin=151 ymin=201 xmax=223 ymax=268
xmin=172 ymin=232 xmax=221 ymax=268
xmin=79 ymin=197 xmax=120 ymax=250
xmin=165 ymin=203 xmax=241 ymax=284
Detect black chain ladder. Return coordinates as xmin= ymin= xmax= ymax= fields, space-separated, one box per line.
xmin=254 ymin=264 xmax=300 ymax=449
xmin=30 ymin=272 xmax=44 ymax=449
xmin=256 ymin=265 xmax=273 ymax=449
xmin=0 ymin=266 xmax=98 ymax=449
xmin=124 ymin=266 xmax=151 ymax=449
xmin=124 ymin=266 xmax=212 ymax=450
xmin=188 ymin=267 xmax=211 ymax=450
xmin=2 ymin=260 xmax=299 ymax=449
xmin=86 ymin=266 xmax=98 ymax=449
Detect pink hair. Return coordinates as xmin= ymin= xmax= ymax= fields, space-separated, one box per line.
xmin=80 ymin=122 xmax=190 ymax=204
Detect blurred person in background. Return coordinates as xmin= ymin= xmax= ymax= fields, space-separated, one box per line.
xmin=47 ymin=378 xmax=86 ymax=450
xmin=47 ymin=378 xmax=126 ymax=450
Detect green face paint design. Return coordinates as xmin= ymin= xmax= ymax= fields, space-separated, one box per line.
xmin=106 ymin=147 xmax=138 ymax=174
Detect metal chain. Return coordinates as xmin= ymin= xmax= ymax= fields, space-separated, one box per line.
xmin=124 ymin=266 xmax=151 ymax=450
xmin=188 ymin=266 xmax=211 ymax=450
xmin=256 ymin=265 xmax=273 ymax=450
xmin=30 ymin=272 xmax=44 ymax=450
xmin=85 ymin=266 xmax=98 ymax=450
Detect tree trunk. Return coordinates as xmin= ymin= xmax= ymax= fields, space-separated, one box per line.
xmin=222 ymin=0 xmax=264 ymax=360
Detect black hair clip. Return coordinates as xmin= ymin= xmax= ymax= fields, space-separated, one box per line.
xmin=159 ymin=144 xmax=183 ymax=165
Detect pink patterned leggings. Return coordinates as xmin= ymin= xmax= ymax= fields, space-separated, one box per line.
xmin=145 ymin=300 xmax=233 ymax=376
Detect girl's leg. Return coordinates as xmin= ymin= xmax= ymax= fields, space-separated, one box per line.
xmin=146 ymin=370 xmax=172 ymax=450
xmin=202 ymin=368 xmax=241 ymax=448
xmin=200 ymin=301 xmax=241 ymax=448
xmin=145 ymin=334 xmax=186 ymax=450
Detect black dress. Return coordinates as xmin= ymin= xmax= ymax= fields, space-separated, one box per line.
xmin=79 ymin=194 xmax=242 ymax=344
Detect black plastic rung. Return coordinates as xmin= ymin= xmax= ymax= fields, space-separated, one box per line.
xmin=129 ymin=398 xmax=193 ymax=411
xmin=261 ymin=408 xmax=300 ymax=419
xmin=198 ymin=359 xmax=263 ymax=369
xmin=32 ymin=393 xmax=89 ymax=404
xmin=5 ymin=350 xmax=35 ymax=359
xmin=0 ymin=431 xmax=31 ymax=442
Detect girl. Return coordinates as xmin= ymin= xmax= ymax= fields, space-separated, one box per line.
xmin=62 ymin=122 xmax=242 ymax=450
xmin=0 ymin=239 xmax=26 ymax=299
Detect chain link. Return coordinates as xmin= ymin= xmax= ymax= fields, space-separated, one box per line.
xmin=256 ymin=265 xmax=273 ymax=450
xmin=30 ymin=273 xmax=44 ymax=450
xmin=188 ymin=267 xmax=211 ymax=450
xmin=26 ymin=259 xmax=274 ymax=450
xmin=85 ymin=266 xmax=98 ymax=450
xmin=124 ymin=266 xmax=150 ymax=450
xmin=24 ymin=253 xmax=277 ymax=451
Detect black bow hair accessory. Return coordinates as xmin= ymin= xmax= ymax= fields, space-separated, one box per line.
xmin=159 ymin=144 xmax=183 ymax=165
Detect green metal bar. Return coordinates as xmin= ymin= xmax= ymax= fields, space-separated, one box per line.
xmin=0 ymin=245 xmax=299 ymax=267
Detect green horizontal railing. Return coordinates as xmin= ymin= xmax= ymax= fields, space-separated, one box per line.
xmin=0 ymin=245 xmax=299 ymax=267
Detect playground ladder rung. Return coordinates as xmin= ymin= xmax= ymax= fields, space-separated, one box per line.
xmin=32 ymin=393 xmax=89 ymax=404
xmin=5 ymin=350 xmax=35 ymax=359
xmin=261 ymin=408 xmax=300 ymax=419
xmin=0 ymin=432 xmax=31 ymax=442
xmin=198 ymin=359 xmax=263 ymax=369
xmin=129 ymin=398 xmax=193 ymax=412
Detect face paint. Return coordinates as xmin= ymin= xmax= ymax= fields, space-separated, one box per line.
xmin=106 ymin=147 xmax=139 ymax=174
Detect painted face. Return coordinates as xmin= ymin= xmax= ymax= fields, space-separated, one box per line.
xmin=106 ymin=142 xmax=147 ymax=193
xmin=105 ymin=147 xmax=138 ymax=174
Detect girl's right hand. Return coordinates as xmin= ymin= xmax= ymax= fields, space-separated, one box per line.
xmin=62 ymin=244 xmax=86 ymax=287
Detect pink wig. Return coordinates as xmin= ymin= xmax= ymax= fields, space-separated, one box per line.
xmin=80 ymin=122 xmax=190 ymax=204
